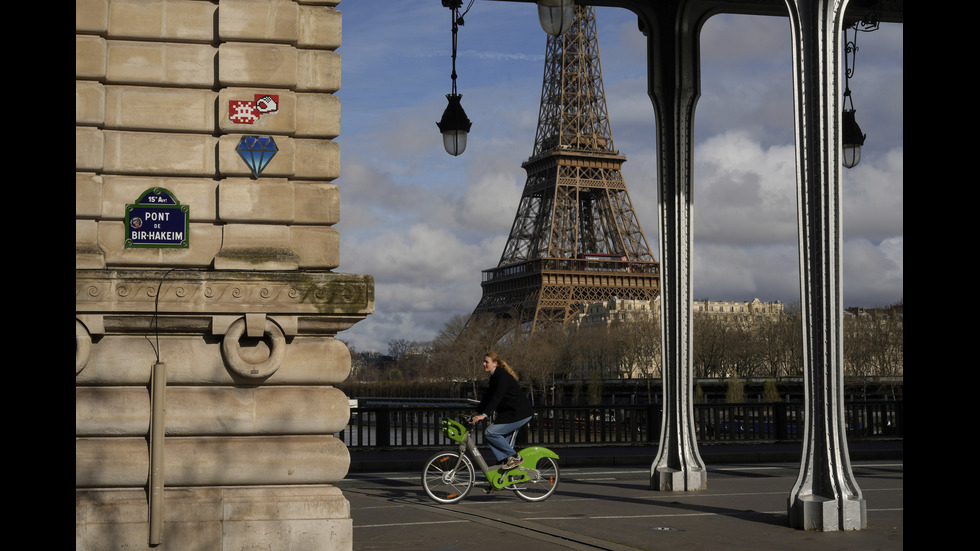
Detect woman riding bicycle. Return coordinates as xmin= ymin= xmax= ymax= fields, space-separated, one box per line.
xmin=471 ymin=352 xmax=533 ymax=470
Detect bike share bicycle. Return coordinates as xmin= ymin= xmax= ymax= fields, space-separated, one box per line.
xmin=421 ymin=416 xmax=560 ymax=503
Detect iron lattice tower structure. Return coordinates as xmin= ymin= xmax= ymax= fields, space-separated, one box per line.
xmin=472 ymin=6 xmax=659 ymax=332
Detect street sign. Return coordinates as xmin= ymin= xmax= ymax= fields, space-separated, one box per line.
xmin=125 ymin=188 xmax=189 ymax=248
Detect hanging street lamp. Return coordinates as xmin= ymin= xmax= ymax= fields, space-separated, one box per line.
xmin=437 ymin=1 xmax=473 ymax=156
xmin=438 ymin=93 xmax=472 ymax=156
xmin=841 ymin=16 xmax=877 ymax=168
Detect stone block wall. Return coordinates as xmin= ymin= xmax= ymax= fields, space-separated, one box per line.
xmin=75 ymin=1 xmax=370 ymax=549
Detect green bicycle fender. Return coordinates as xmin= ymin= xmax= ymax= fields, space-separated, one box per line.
xmin=518 ymin=446 xmax=560 ymax=468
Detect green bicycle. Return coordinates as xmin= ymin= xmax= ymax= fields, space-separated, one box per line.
xmin=421 ymin=416 xmax=560 ymax=504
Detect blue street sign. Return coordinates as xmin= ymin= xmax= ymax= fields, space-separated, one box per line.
xmin=125 ymin=188 xmax=189 ymax=248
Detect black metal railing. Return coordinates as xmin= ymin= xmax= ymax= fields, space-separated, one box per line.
xmin=336 ymin=401 xmax=903 ymax=450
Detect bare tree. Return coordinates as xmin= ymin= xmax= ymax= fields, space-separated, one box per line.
xmin=843 ymin=304 xmax=903 ymax=399
xmin=430 ymin=313 xmax=521 ymax=398
xmin=387 ymin=339 xmax=411 ymax=360
xmin=726 ymin=321 xmax=759 ymax=378
xmin=569 ymin=323 xmax=621 ymax=380
xmin=513 ymin=326 xmax=571 ymax=405
xmin=430 ymin=314 xmax=481 ymax=395
xmin=618 ymin=316 xmax=661 ymax=403
xmin=400 ymin=341 xmax=435 ymax=380
xmin=693 ymin=313 xmax=728 ymax=378
xmin=756 ymin=313 xmax=801 ymax=378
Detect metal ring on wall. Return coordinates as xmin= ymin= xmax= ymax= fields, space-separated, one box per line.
xmin=76 ymin=319 xmax=91 ymax=375
xmin=220 ymin=317 xmax=286 ymax=379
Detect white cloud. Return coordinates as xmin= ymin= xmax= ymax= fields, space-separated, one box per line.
xmin=694 ymin=131 xmax=799 ymax=245
xmin=345 ymin=224 xmax=481 ymax=283
xmin=843 ymin=236 xmax=904 ymax=307
xmin=842 ymin=147 xmax=904 ymax=240
xmin=457 ymin=171 xmax=524 ymax=235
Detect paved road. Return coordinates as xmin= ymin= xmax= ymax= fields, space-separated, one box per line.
xmin=337 ymin=461 xmax=903 ymax=551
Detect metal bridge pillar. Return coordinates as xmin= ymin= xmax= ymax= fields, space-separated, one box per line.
xmin=783 ymin=0 xmax=866 ymax=530
xmin=636 ymin=0 xmax=713 ymax=492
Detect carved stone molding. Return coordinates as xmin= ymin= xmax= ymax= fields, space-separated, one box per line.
xmin=75 ymin=269 xmax=374 ymax=315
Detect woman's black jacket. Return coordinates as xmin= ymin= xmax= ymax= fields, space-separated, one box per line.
xmin=477 ymin=368 xmax=533 ymax=424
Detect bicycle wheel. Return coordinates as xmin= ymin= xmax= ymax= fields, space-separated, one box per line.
xmin=421 ymin=452 xmax=475 ymax=504
xmin=513 ymin=456 xmax=560 ymax=502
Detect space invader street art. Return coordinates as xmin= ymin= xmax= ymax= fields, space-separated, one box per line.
xmin=229 ymin=94 xmax=279 ymax=124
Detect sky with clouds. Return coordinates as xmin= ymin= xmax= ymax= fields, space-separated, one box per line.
xmin=333 ymin=1 xmax=904 ymax=353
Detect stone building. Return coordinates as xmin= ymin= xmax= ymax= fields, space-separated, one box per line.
xmin=576 ymin=297 xmax=657 ymax=326
xmin=693 ymin=297 xmax=785 ymax=322
xmin=76 ymin=1 xmax=370 ymax=549
xmin=578 ymin=297 xmax=785 ymax=326
xmin=845 ymin=302 xmax=903 ymax=322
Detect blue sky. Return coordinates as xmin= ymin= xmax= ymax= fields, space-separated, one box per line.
xmin=333 ymin=1 xmax=904 ymax=353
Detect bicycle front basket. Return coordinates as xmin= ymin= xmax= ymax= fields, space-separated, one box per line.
xmin=442 ymin=418 xmax=467 ymax=442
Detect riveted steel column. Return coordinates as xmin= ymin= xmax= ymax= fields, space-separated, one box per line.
xmin=640 ymin=0 xmax=711 ymax=492
xmin=783 ymin=0 xmax=866 ymax=530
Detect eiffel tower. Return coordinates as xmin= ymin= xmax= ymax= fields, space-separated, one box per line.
xmin=471 ymin=6 xmax=660 ymax=333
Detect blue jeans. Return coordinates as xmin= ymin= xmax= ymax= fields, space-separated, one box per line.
xmin=484 ymin=416 xmax=532 ymax=462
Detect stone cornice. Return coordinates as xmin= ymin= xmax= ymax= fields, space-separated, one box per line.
xmin=76 ymin=269 xmax=374 ymax=316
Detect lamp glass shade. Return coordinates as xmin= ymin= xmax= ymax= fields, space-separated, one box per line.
xmin=842 ymin=145 xmax=862 ymax=168
xmin=538 ymin=0 xmax=574 ymax=36
xmin=442 ymin=131 xmax=468 ymax=156
xmin=841 ymin=109 xmax=866 ymax=168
